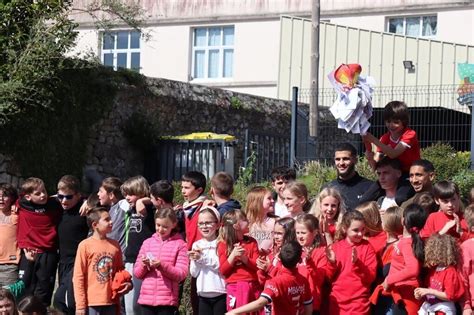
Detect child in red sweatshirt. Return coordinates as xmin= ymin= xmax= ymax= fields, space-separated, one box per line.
xmin=325 ymin=211 xmax=377 ymax=315
xmin=384 ymin=204 xmax=427 ymax=315
xmin=217 ymin=209 xmax=260 ymax=314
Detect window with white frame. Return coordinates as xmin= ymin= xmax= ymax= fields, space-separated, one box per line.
xmin=192 ymin=26 xmax=234 ymax=80
xmin=387 ymin=15 xmax=437 ymax=37
xmin=102 ymin=30 xmax=141 ymax=71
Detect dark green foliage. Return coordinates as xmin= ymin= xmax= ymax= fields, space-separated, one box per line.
xmin=421 ymin=143 xmax=470 ymax=181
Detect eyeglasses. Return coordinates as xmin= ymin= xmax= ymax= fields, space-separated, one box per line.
xmin=57 ymin=194 xmax=74 ymax=200
xmin=197 ymin=221 xmax=217 ymax=228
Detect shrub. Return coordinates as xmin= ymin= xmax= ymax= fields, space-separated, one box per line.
xmin=421 ymin=143 xmax=470 ymax=181
xmin=452 ymin=169 xmax=474 ymax=201
xmin=299 ymin=161 xmax=336 ymax=200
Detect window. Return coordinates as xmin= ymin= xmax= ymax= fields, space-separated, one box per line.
xmin=102 ymin=30 xmax=140 ymax=71
xmin=387 ymin=16 xmax=437 ymax=37
xmin=192 ymin=26 xmax=234 ymax=79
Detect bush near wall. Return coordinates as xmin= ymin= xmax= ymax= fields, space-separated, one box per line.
xmin=0 ymin=63 xmax=144 ymax=191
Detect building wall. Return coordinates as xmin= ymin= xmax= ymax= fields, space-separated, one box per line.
xmin=329 ymin=8 xmax=474 ymax=46
xmin=278 ymin=17 xmax=474 ymax=105
xmin=70 ymin=0 xmax=473 ymax=99
xmin=72 ymin=19 xmax=281 ymax=98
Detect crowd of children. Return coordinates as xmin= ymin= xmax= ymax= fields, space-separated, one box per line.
xmin=0 ymin=100 xmax=472 ymax=315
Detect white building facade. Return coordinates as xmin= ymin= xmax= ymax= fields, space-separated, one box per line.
xmin=71 ymin=0 xmax=474 ymax=99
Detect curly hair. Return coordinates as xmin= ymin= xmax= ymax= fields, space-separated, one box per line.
xmin=424 ymin=234 xmax=461 ymax=268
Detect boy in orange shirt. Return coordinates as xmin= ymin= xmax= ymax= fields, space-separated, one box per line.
xmin=73 ymin=208 xmax=132 ymax=315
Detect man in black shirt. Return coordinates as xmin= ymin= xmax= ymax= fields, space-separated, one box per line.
xmin=324 ymin=143 xmax=374 ymax=211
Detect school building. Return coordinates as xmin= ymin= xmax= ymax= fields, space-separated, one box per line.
xmin=70 ymin=0 xmax=474 ymax=100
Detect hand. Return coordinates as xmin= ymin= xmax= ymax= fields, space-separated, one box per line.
xmin=229 ymin=243 xmax=245 ymax=262
xmin=256 ymin=256 xmax=269 ymax=271
xmin=141 ymin=255 xmax=152 ymax=270
xmin=79 ymin=200 xmax=89 ymax=216
xmin=188 ymin=248 xmax=202 ymax=261
xmin=351 ymin=247 xmax=358 ymax=264
xmin=173 ymin=204 xmax=183 ymax=212
xmin=414 ymin=287 xmax=430 ymax=300
xmin=24 ymin=248 xmax=38 ymax=261
xmin=326 ymin=245 xmax=336 ymax=264
xmin=202 ymin=199 xmax=217 ymax=208
xmin=136 ymin=199 xmax=147 ymax=216
xmin=439 ymin=219 xmax=457 ymax=235
xmin=117 ymin=282 xmax=133 ymax=294
xmin=149 ymin=259 xmax=161 ymax=269
xmin=462 ymin=309 xmax=473 ymax=315
xmin=76 ymin=309 xmax=87 ymax=315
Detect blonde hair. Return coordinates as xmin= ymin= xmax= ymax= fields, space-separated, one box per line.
xmin=356 ymin=201 xmax=382 ymax=236
xmin=284 ymin=181 xmax=310 ymax=212
xmin=310 ymin=187 xmax=346 ymax=224
xmin=245 ymin=186 xmax=271 ymax=225
xmin=218 ymin=209 xmax=247 ymax=256
xmin=383 ymin=206 xmax=403 ymax=236
xmin=21 ymin=177 xmax=45 ymax=195
xmin=424 ymin=234 xmax=460 ymax=268
xmin=121 ymin=176 xmax=150 ymax=198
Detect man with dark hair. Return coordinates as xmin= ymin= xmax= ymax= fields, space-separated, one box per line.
xmin=401 ymin=159 xmax=436 ymax=209
xmin=360 ymin=157 xmax=414 ymax=211
xmin=324 ymin=143 xmax=373 ymax=211
xmin=270 ymin=166 xmax=296 ymax=217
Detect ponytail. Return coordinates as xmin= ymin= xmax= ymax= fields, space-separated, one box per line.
xmin=403 ymin=204 xmax=428 ymax=263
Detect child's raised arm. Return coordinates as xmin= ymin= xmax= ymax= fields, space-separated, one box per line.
xmin=363 ymin=132 xmax=408 ymax=160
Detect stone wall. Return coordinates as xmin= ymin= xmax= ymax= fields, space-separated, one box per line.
xmin=0 ymin=76 xmax=353 ymax=188
xmin=84 ymin=77 xmax=292 ymax=182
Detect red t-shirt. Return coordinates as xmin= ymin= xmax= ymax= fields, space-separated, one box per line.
xmin=386 ymin=236 xmax=420 ymax=287
xmin=424 ymin=265 xmax=465 ymax=303
xmin=325 ymin=239 xmax=377 ymax=315
xmin=378 ymin=127 xmax=420 ymax=173
xmin=261 ymin=267 xmax=313 ymax=315
xmin=217 ymin=236 xmax=259 ymax=284
xmin=297 ymin=246 xmax=327 ymax=311
xmin=368 ymin=231 xmax=387 ymax=260
xmin=420 ymin=211 xmax=468 ymax=240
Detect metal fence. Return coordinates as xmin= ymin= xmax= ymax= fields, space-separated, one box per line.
xmin=296 ymin=84 xmax=472 ymax=161
xmin=144 ymin=139 xmax=235 ymax=182
xmin=243 ymin=129 xmax=290 ymax=182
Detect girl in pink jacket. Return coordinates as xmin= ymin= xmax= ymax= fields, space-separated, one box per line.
xmin=134 ymin=207 xmax=188 ymax=315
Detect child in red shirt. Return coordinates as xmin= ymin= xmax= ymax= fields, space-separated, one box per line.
xmin=363 ymin=101 xmax=420 ymax=175
xmin=415 ymin=234 xmax=464 ymax=314
xmin=217 ymin=209 xmax=260 ymax=314
xmin=295 ymin=214 xmax=327 ymax=313
xmin=310 ymin=187 xmax=346 ymax=246
xmin=370 ymin=206 xmax=404 ymax=314
xmin=383 ymin=204 xmax=427 ymax=315
xmin=256 ymin=217 xmax=296 ymax=281
xmin=325 ymin=211 xmax=377 ymax=315
xmin=356 ymin=201 xmax=386 ymax=259
xmin=226 ymin=241 xmax=313 ymax=315
xmin=420 ymin=180 xmax=468 ymax=240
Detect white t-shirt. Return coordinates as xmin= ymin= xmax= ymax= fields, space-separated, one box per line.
xmin=274 ymin=202 xmax=289 ymax=218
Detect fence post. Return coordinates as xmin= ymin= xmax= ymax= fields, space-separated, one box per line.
xmin=290 ymin=87 xmax=298 ymax=168
xmin=244 ymin=129 xmax=249 ymax=168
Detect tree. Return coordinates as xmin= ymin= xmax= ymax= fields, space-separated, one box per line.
xmin=0 ymin=0 xmax=145 ymax=188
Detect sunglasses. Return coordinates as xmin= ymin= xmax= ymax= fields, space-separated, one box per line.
xmin=57 ymin=194 xmax=74 ymax=200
